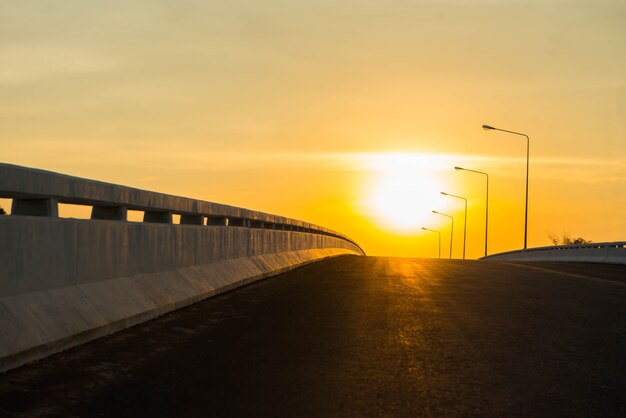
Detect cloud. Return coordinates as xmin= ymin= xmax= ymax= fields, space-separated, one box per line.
xmin=0 ymin=45 xmax=119 ymax=86
xmin=4 ymin=136 xmax=624 ymax=185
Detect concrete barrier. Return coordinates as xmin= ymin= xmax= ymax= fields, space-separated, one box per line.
xmin=482 ymin=242 xmax=626 ymax=264
xmin=0 ymin=163 xmax=364 ymax=372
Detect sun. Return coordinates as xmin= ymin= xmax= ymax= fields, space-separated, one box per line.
xmin=362 ymin=153 xmax=445 ymax=233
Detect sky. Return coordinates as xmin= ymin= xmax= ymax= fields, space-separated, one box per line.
xmin=1 ymin=0 xmax=625 ymax=258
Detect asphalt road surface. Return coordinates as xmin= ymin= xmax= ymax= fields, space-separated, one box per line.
xmin=1 ymin=256 xmax=625 ymax=417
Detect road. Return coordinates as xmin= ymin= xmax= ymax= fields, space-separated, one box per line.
xmin=1 ymin=256 xmax=625 ymax=417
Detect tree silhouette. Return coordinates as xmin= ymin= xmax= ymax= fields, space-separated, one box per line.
xmin=0 ymin=205 xmax=6 ymax=215
xmin=548 ymin=233 xmax=591 ymax=246
xmin=565 ymin=236 xmax=592 ymax=245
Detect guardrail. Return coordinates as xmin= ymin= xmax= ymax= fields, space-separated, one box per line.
xmin=0 ymin=163 xmax=364 ymax=373
xmin=482 ymin=242 xmax=626 ymax=264
xmin=0 ymin=163 xmax=362 ymax=252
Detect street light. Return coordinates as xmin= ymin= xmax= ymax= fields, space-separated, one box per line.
xmin=483 ymin=124 xmax=530 ymax=250
xmin=441 ymin=192 xmax=468 ymax=259
xmin=422 ymin=227 xmax=441 ymax=259
xmin=455 ymin=166 xmax=489 ymax=257
xmin=432 ymin=210 xmax=454 ymax=259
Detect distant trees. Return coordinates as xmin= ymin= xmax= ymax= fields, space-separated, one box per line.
xmin=0 ymin=205 xmax=5 ymax=215
xmin=548 ymin=233 xmax=592 ymax=246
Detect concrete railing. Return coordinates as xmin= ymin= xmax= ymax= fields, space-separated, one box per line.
xmin=482 ymin=242 xmax=626 ymax=264
xmin=0 ymin=163 xmax=364 ymax=372
xmin=0 ymin=163 xmax=361 ymax=247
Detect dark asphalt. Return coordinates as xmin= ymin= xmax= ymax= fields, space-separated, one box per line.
xmin=1 ymin=256 xmax=625 ymax=417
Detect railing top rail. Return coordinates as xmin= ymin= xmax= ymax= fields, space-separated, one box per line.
xmin=0 ymin=163 xmax=356 ymax=244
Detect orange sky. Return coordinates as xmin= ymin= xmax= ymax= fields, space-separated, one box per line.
xmin=1 ymin=1 xmax=625 ymax=257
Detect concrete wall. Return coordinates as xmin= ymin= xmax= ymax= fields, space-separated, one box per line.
xmin=482 ymin=242 xmax=626 ymax=264
xmin=0 ymin=164 xmax=364 ymax=372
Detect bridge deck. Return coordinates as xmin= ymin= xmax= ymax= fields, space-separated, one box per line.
xmin=1 ymin=256 xmax=625 ymax=417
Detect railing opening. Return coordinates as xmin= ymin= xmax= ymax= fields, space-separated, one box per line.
xmin=207 ymin=216 xmax=227 ymax=226
xmin=0 ymin=198 xmax=12 ymax=215
xmin=229 ymin=218 xmax=245 ymax=227
xmin=59 ymin=203 xmax=92 ymax=219
xmin=127 ymin=210 xmax=144 ymax=223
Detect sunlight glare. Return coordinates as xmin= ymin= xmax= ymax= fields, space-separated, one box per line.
xmin=362 ymin=153 xmax=445 ymax=234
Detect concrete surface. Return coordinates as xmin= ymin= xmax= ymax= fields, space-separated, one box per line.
xmin=0 ymin=216 xmax=362 ymax=373
xmin=1 ymin=256 xmax=624 ymax=417
xmin=0 ymin=217 xmax=361 ymax=297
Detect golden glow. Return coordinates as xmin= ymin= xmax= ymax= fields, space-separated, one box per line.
xmin=1 ymin=2 xmax=625 ymax=258
xmin=361 ymin=153 xmax=445 ymax=233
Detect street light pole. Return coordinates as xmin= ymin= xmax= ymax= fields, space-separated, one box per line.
xmin=432 ymin=210 xmax=454 ymax=259
xmin=455 ymin=167 xmax=489 ymax=257
xmin=422 ymin=227 xmax=441 ymax=259
xmin=483 ymin=124 xmax=530 ymax=250
xmin=441 ymin=192 xmax=468 ymax=259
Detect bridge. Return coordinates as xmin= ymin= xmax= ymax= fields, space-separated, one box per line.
xmin=1 ymin=164 xmax=625 ymax=416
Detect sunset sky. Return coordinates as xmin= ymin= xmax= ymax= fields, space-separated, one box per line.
xmin=2 ymin=0 xmax=625 ymax=258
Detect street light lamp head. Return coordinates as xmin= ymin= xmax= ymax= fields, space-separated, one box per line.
xmin=482 ymin=124 xmax=495 ymax=130
xmin=440 ymin=192 xmax=448 ymax=196
xmin=454 ymin=166 xmax=464 ymax=171
xmin=432 ymin=210 xmax=438 ymax=214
